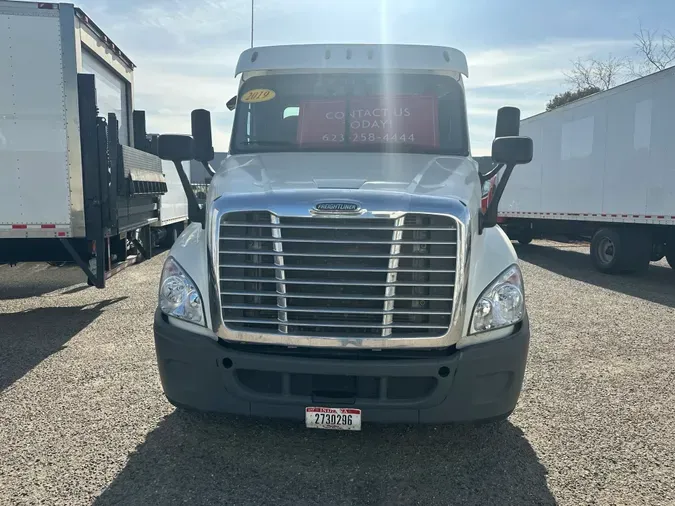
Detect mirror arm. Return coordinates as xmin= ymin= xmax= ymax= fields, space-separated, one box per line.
xmin=201 ymin=160 xmax=216 ymax=177
xmin=480 ymin=162 xmax=515 ymax=233
xmin=479 ymin=162 xmax=505 ymax=184
xmin=173 ymin=160 xmax=206 ymax=228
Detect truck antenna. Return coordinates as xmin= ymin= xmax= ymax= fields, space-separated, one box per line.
xmin=250 ymin=0 xmax=254 ymax=48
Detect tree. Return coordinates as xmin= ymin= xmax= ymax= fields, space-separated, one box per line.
xmin=546 ymin=86 xmax=601 ymax=111
xmin=563 ymin=55 xmax=628 ymax=91
xmin=630 ymin=22 xmax=675 ymax=77
xmin=549 ymin=23 xmax=673 ymax=113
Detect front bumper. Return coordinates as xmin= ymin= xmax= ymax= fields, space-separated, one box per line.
xmin=153 ymin=309 xmax=530 ymax=424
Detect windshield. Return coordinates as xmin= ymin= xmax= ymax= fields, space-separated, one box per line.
xmin=230 ymin=73 xmax=468 ymax=156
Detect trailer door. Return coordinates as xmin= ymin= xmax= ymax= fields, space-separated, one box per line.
xmin=0 ymin=8 xmax=73 ymax=236
xmin=81 ymin=49 xmax=130 ymax=145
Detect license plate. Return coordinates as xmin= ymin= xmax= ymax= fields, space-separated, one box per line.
xmin=305 ymin=407 xmax=361 ymax=431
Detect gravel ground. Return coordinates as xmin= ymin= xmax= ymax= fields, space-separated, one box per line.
xmin=1 ymin=241 xmax=674 ymax=505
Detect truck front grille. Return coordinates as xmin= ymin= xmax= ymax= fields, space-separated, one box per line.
xmin=218 ymin=212 xmax=457 ymax=338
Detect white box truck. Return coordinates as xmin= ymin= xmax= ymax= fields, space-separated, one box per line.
xmin=151 ymin=158 xmax=191 ymax=247
xmin=0 ymin=1 xmax=189 ymax=286
xmin=150 ymin=44 xmax=535 ymax=427
xmin=497 ymin=67 xmax=675 ymax=273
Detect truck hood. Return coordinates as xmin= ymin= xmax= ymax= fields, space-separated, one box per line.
xmin=209 ymin=152 xmax=480 ymax=204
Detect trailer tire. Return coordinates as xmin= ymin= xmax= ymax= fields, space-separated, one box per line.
xmin=517 ymin=231 xmax=533 ymax=245
xmin=591 ymin=228 xmax=651 ymax=274
xmin=591 ymin=228 xmax=622 ymax=273
xmin=623 ymin=230 xmax=652 ymax=274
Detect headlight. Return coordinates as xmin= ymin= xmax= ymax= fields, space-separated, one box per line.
xmin=481 ymin=181 xmax=491 ymax=197
xmin=159 ymin=256 xmax=205 ymax=326
xmin=471 ymin=264 xmax=524 ymax=333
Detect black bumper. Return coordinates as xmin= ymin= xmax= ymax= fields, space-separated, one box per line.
xmin=153 ymin=310 xmax=530 ymax=424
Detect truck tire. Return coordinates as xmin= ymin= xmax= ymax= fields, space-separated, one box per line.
xmin=591 ymin=228 xmax=651 ymax=274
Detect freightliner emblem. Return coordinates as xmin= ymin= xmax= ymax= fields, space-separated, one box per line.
xmin=313 ymin=202 xmax=361 ymax=213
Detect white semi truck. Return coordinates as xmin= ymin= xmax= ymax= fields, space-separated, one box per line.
xmin=153 ymin=44 xmax=534 ymax=428
xmin=498 ymin=67 xmax=675 ymax=274
xmin=0 ymin=1 xmax=191 ymax=286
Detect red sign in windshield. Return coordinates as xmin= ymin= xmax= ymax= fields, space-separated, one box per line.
xmin=297 ymin=95 xmax=439 ymax=148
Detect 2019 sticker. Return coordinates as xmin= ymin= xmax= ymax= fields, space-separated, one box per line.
xmin=240 ymin=89 xmax=276 ymax=103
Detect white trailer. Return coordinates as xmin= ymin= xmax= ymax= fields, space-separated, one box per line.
xmin=0 ymin=0 xmax=131 ymax=239
xmin=151 ymin=159 xmax=190 ymax=247
xmin=498 ymin=66 xmax=675 ymax=273
xmin=0 ymin=1 xmax=176 ymax=287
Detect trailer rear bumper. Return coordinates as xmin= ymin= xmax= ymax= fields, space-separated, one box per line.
xmin=153 ymin=309 xmax=530 ymax=424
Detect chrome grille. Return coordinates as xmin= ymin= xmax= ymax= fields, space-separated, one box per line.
xmin=219 ymin=212 xmax=457 ymax=338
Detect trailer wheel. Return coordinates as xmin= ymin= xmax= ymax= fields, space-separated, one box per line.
xmin=517 ymin=230 xmax=533 ymax=245
xmin=591 ymin=228 xmax=651 ymax=274
xmin=623 ymin=230 xmax=652 ymax=274
xmin=591 ymin=228 xmax=622 ymax=273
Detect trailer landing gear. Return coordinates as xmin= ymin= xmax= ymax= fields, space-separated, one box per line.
xmin=58 ymin=225 xmax=155 ymax=289
xmin=59 ymin=238 xmax=103 ymax=288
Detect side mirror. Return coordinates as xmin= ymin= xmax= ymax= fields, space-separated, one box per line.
xmin=226 ymin=96 xmax=237 ymax=111
xmin=495 ymin=106 xmax=521 ymax=137
xmin=157 ymin=134 xmax=205 ymax=226
xmin=491 ymin=136 xmax=533 ymax=165
xmin=191 ymin=109 xmax=215 ymax=163
xmin=481 ymin=107 xmax=533 ymax=233
xmin=157 ymin=134 xmax=194 ymax=161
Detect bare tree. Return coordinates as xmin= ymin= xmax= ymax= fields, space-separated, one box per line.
xmin=630 ymin=22 xmax=675 ymax=77
xmin=563 ymin=55 xmax=628 ymax=91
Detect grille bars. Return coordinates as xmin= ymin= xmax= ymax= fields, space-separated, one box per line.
xmin=270 ymin=214 xmax=288 ymax=334
xmin=382 ymin=217 xmax=406 ymax=337
xmin=220 ymin=212 xmax=456 ymax=337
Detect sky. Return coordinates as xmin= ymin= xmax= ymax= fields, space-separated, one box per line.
xmin=77 ymin=0 xmax=675 ymax=156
